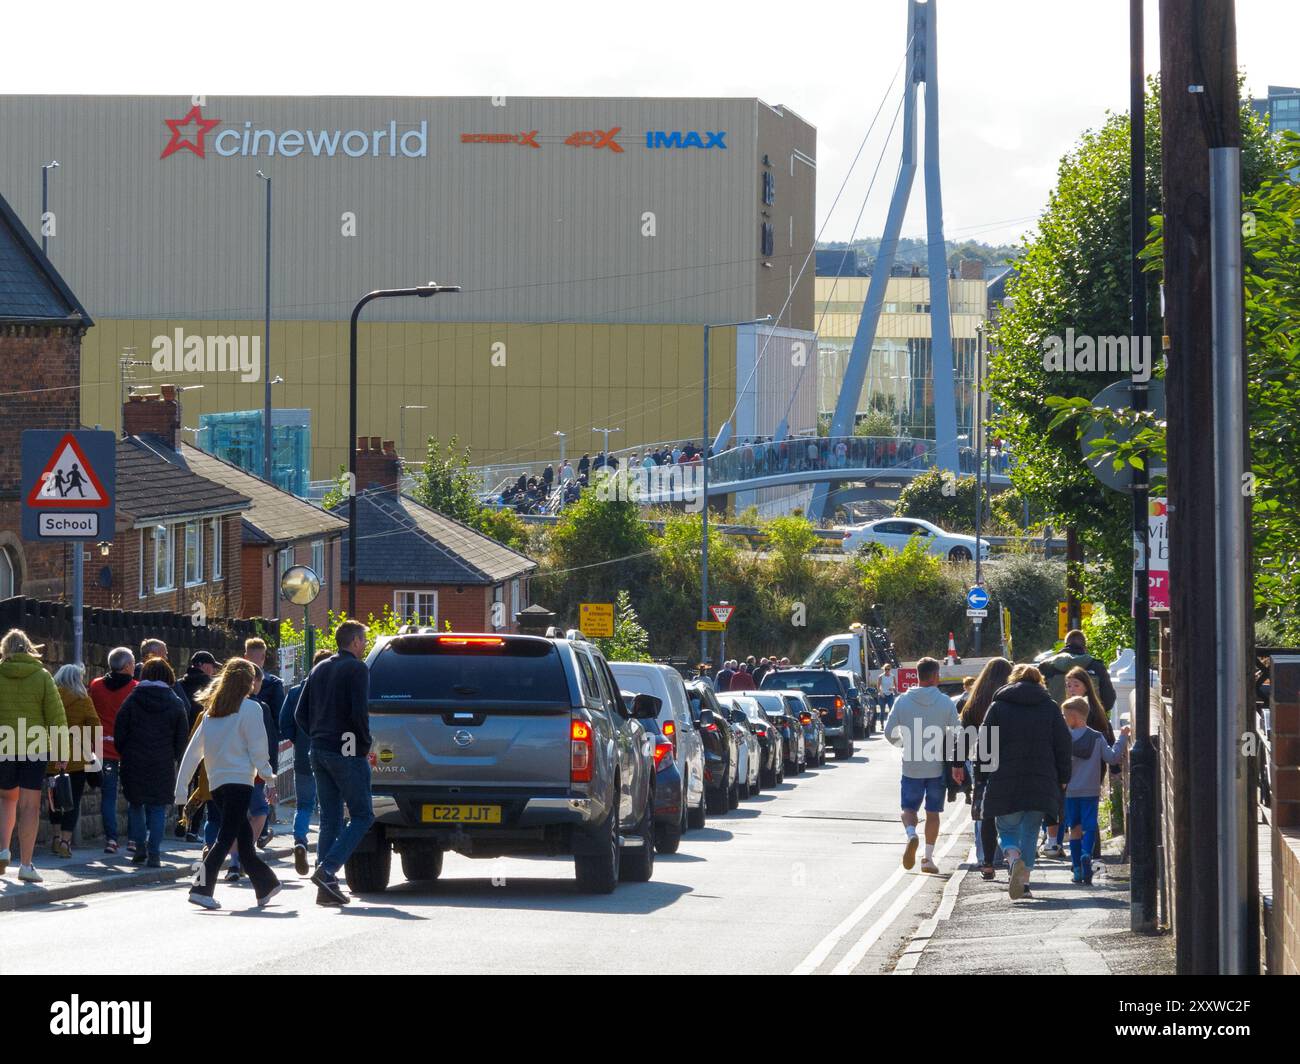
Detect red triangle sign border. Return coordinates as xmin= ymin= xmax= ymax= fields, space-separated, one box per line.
xmin=25 ymin=433 xmax=112 ymax=509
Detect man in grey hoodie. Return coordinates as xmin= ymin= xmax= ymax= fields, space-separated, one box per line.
xmin=884 ymin=657 xmax=964 ymax=873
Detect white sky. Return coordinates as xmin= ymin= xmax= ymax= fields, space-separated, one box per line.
xmin=4 ymin=0 xmax=1296 ymax=247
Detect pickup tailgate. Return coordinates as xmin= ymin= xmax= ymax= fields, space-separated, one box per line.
xmin=367 ymin=635 xmax=574 ymax=788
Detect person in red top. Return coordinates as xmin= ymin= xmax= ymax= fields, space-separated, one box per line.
xmin=728 ymin=663 xmax=757 ymax=691
xmin=88 ymin=646 xmax=136 ymax=854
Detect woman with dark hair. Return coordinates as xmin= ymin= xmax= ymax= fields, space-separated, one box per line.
xmin=979 ymin=664 xmax=1072 ymax=900
xmin=115 ymin=657 xmax=189 ymax=868
xmin=961 ymin=657 xmax=1014 ymax=879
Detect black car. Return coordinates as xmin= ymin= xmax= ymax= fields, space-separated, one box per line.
xmin=686 ymin=681 xmax=739 ymax=813
xmin=761 ymin=668 xmax=855 ymax=759
xmin=750 ymin=691 xmax=804 ymax=776
xmin=721 ymin=694 xmax=784 ymax=787
xmin=833 ymin=669 xmax=872 ymax=738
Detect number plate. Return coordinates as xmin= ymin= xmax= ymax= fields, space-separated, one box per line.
xmin=421 ymin=804 xmax=502 ymax=824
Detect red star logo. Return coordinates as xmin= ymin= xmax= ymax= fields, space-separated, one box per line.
xmin=161 ymin=105 xmax=222 ymax=159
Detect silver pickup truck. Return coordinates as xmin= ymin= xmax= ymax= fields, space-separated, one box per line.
xmin=345 ymin=630 xmax=658 ymax=895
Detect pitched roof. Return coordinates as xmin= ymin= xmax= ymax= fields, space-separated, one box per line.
xmin=0 ymin=189 xmax=93 ymax=325
xmin=116 ymin=435 xmax=250 ymax=524
xmin=334 ymin=488 xmax=535 ymax=586
xmin=176 ymin=443 xmax=346 ymax=545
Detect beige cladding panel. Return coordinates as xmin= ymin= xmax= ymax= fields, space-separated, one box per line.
xmin=80 ymin=320 xmax=735 ymax=478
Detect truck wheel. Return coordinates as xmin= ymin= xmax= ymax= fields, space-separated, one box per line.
xmin=621 ymin=792 xmax=656 ymax=882
xmin=688 ymin=783 xmax=707 ymax=829
xmin=575 ymin=803 xmax=620 ymax=894
xmin=344 ymin=841 xmax=392 ymax=894
xmin=399 ymin=845 xmax=443 ymax=883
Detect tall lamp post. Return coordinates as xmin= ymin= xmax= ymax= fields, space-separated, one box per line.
xmin=973 ymin=322 xmax=985 ymax=655
xmin=256 ymin=171 xmax=273 ymax=483
xmin=40 ymin=161 xmax=58 ymax=256
xmin=553 ymin=430 xmax=567 ymax=466
xmin=700 ymin=315 xmax=771 ymax=667
xmin=592 ymin=426 xmax=621 ymax=458
xmin=348 ymin=285 xmax=460 ymax=616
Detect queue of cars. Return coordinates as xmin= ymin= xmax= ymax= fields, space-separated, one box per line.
xmin=344 ymin=627 xmax=873 ymax=898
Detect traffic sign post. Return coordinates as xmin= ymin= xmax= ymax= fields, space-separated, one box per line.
xmin=578 ymin=602 xmax=614 ymax=638
xmin=966 ymin=585 xmax=989 ymax=653
xmin=710 ymin=602 xmax=733 ymax=663
xmin=22 ymin=430 xmax=116 ymax=667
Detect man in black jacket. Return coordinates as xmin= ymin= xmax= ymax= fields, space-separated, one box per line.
xmin=172 ymin=651 xmax=217 ymax=840
xmin=295 ymin=620 xmax=373 ymax=906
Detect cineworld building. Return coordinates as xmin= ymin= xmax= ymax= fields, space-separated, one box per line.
xmin=0 ymin=95 xmax=818 ymax=501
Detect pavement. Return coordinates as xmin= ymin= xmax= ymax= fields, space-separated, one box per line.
xmin=893 ymin=834 xmax=1176 ymax=975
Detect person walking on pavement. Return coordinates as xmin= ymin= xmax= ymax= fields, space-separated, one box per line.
xmin=884 ymin=657 xmax=963 ymax=875
xmin=89 ymin=646 xmax=135 ymax=854
xmin=728 ymin=662 xmax=756 ymax=691
xmin=960 ymin=657 xmax=1013 ymax=880
xmin=1066 ymin=665 xmax=1118 ymax=860
xmin=280 ymin=649 xmax=332 ymax=876
xmin=978 ymin=664 xmax=1071 ymax=900
xmin=114 ymin=658 xmax=189 ymax=868
xmin=877 ymin=663 xmax=897 ymax=713
xmin=133 ymin=638 xmax=168 ymax=680
xmin=225 ymin=664 xmax=277 ymax=881
xmin=0 ymin=630 xmax=67 ymax=882
xmin=1038 ymin=629 xmax=1117 ymax=715
xmin=294 ymin=620 xmax=374 ymax=906
xmin=1061 ymin=696 xmax=1130 ymax=884
xmin=48 ymin=664 xmax=100 ymax=859
xmin=173 ymin=651 xmax=217 ymax=841
xmin=243 ymin=638 xmax=284 ymax=848
xmin=175 ymin=658 xmax=281 ymax=910
xmin=714 ymin=660 xmax=735 ymax=693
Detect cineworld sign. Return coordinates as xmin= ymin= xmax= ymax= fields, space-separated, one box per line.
xmin=644 ymin=130 xmax=727 ymax=149
xmin=161 ymin=105 xmax=428 ymax=160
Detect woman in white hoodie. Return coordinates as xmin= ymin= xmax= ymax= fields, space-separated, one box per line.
xmin=174 ymin=658 xmax=281 ymax=910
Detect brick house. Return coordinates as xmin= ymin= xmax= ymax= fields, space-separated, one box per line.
xmin=89 ymin=390 xmax=251 ymax=616
xmin=336 ymin=437 xmax=536 ymax=630
xmin=0 ymin=189 xmax=92 ymax=600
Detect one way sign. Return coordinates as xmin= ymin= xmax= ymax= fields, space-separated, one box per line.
xmin=22 ymin=430 xmax=116 ymax=542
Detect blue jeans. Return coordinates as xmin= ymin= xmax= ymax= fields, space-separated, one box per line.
xmin=101 ymin=760 xmax=121 ymax=842
xmin=311 ymin=749 xmax=375 ymax=876
xmin=996 ymin=811 xmax=1045 ymax=872
xmin=1064 ymin=796 xmax=1100 ymax=856
xmin=127 ymin=803 xmax=167 ymax=860
xmin=293 ymin=765 xmax=317 ymax=845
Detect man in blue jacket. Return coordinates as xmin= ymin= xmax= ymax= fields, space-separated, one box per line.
xmin=280 ymin=649 xmax=333 ymax=876
xmin=294 ymin=621 xmax=373 ymax=906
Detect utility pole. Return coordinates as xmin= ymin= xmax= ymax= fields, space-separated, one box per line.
xmin=973 ymin=323 xmax=984 ymax=656
xmin=1160 ymin=0 xmax=1252 ymax=973
xmin=257 ymin=171 xmax=273 ymax=483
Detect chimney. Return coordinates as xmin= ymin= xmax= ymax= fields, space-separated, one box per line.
xmin=959 ymin=258 xmax=986 ymax=281
xmin=123 ymin=385 xmax=180 ymax=450
xmin=355 ymin=436 xmax=401 ymax=493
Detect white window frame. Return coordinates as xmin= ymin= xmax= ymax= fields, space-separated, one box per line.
xmin=277 ymin=546 xmax=294 ymax=586
xmin=212 ymin=518 xmax=224 ymax=581
xmin=394 ymin=589 xmax=438 ymax=626
xmin=138 ymin=535 xmax=146 ymax=598
xmin=184 ymin=521 xmax=204 ymax=587
xmin=510 ymin=578 xmax=521 ymax=622
xmin=153 ymin=524 xmax=175 ymax=593
xmin=311 ymin=539 xmax=326 ymax=585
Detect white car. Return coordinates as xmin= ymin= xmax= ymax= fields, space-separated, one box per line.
xmin=841 ymin=517 xmax=990 ymax=562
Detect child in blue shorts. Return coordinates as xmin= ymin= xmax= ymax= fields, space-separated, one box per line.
xmin=1062 ymin=697 xmax=1130 ymax=884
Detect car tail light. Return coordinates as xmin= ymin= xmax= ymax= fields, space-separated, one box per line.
xmin=653 ymin=742 xmax=674 ymax=771
xmin=437 ymin=636 xmax=505 ymax=647
xmin=570 ymin=718 xmax=593 ymax=783
xmin=800 ymin=712 xmax=812 ymax=724
xmin=662 ymin=718 xmax=678 ymax=753
xmin=754 ymin=726 xmax=767 ymax=737
xmin=834 ymin=696 xmax=844 ymax=709
xmin=700 ymin=721 xmax=717 ymax=732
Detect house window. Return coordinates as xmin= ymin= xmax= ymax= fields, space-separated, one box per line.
xmin=212 ymin=518 xmax=224 ymax=580
xmin=394 ymin=589 xmax=437 ymax=626
xmin=138 ymin=536 xmax=146 ymax=598
xmin=184 ymin=522 xmax=203 ymax=586
xmin=277 ymin=546 xmax=294 ymax=586
xmin=153 ymin=524 xmax=175 ymax=592
xmin=311 ymin=539 xmax=325 ymax=584
xmin=510 ymin=578 xmax=521 ymax=622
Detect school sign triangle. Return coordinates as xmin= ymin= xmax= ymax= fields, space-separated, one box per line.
xmin=26 ymin=433 xmax=111 ymax=508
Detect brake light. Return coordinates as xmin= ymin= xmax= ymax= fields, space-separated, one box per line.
xmin=800 ymin=712 xmax=812 ymax=724
xmin=755 ymin=726 xmax=767 ymax=737
xmin=653 ymin=742 xmax=674 ymax=771
xmin=662 ymin=718 xmax=678 ymax=754
xmin=700 ymin=721 xmax=717 ymax=732
xmin=834 ymin=696 xmax=844 ymax=709
xmin=571 ymin=719 xmax=593 ymax=783
xmin=437 ymin=636 xmax=505 ymax=647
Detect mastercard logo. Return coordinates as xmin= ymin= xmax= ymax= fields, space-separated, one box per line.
xmin=1149 ymin=500 xmax=1167 ymax=517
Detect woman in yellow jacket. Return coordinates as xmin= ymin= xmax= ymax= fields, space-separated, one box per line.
xmin=0 ymin=629 xmax=66 ymax=882
xmin=48 ymin=664 xmax=101 ymax=859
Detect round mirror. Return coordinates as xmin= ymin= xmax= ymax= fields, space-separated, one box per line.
xmin=280 ymin=564 xmax=321 ymax=606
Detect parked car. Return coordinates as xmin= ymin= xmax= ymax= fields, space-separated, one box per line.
xmin=610 ymin=660 xmax=708 ymax=845
xmin=833 ymin=668 xmax=872 ymax=738
xmin=715 ymin=694 xmax=763 ymax=799
xmin=721 ymin=692 xmax=783 ymax=786
xmin=353 ymin=630 xmax=658 ymax=895
xmin=750 ymin=691 xmax=805 ymax=776
xmin=619 ymin=690 xmax=689 ymax=854
xmin=686 ymin=680 xmax=739 ymax=813
xmin=840 ymin=517 xmax=990 ymax=562
xmin=761 ymin=668 xmax=855 ymax=759
xmin=779 ymin=690 xmax=827 ymax=767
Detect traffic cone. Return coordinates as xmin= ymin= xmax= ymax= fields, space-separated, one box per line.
xmin=946 ymin=632 xmax=961 ymax=665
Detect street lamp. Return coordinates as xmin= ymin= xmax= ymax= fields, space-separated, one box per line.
xmin=41 ymin=161 xmax=58 ymax=256
xmin=256 ymin=170 xmax=272 ymax=483
xmin=400 ymin=404 xmax=428 ymax=463
xmin=700 ymin=314 xmax=771 ymax=667
xmin=591 ymin=426 xmax=621 ymax=458
xmin=348 ymin=284 xmax=460 ymax=615
xmin=553 ymin=430 xmax=567 ymax=466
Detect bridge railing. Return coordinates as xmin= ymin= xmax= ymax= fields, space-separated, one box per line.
xmin=707 ymin=435 xmax=938 ymax=485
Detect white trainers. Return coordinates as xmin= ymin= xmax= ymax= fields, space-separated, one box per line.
xmin=188 ymin=890 xmax=221 ymax=910
xmin=18 ymin=864 xmax=43 ymax=883
xmin=920 ymin=857 xmax=940 ymax=874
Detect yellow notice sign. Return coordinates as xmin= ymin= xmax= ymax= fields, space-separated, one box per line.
xmin=579 ymin=602 xmax=615 ymax=638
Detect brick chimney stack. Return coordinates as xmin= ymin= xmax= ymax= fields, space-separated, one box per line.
xmin=123 ymin=385 xmax=180 ymax=450
xmin=355 ymin=436 xmax=401 ymax=493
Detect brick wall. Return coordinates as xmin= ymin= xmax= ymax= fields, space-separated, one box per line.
xmin=1270 ymin=655 xmax=1300 ymax=975
xmin=242 ymin=535 xmax=342 ymax=628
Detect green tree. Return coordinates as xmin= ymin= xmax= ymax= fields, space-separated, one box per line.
xmin=592 ymin=589 xmax=652 ymax=663
xmin=470 ymin=506 xmax=530 ymax=554
xmin=409 ymin=435 xmax=483 ymax=524
xmin=894 ymin=468 xmax=979 ymax=532
xmin=855 ymin=537 xmax=967 ymax=659
xmin=853 ymin=409 xmax=897 ymax=438
xmin=762 ymin=513 xmax=820 ymax=592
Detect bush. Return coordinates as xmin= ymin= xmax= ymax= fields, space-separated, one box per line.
xmin=855 ymin=538 xmax=967 ymax=659
xmin=982 ymin=553 xmax=1066 ymax=661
